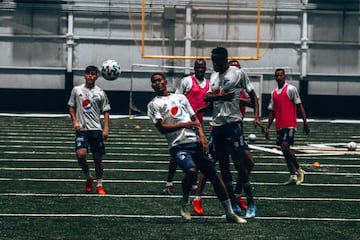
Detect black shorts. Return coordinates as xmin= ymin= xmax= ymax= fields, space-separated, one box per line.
xmin=211 ymin=121 xmax=249 ymax=154
xmin=74 ymin=130 xmax=105 ymax=154
xmin=276 ymin=128 xmax=296 ymax=146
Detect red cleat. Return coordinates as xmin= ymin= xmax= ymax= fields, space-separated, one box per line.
xmin=85 ymin=177 xmax=94 ymax=193
xmin=192 ymin=198 xmax=204 ymax=215
xmin=237 ymin=196 xmax=248 ymax=211
xmin=97 ymin=185 xmax=106 ymax=195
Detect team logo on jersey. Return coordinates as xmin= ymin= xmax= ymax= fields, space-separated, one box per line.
xmin=92 ymin=94 xmax=100 ymax=101
xmin=82 ymin=99 xmax=92 ymax=110
xmin=224 ymin=79 xmax=230 ymax=85
xmin=170 ymin=106 xmax=183 ymax=118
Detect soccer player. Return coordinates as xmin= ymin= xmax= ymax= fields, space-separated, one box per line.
xmin=265 ymin=68 xmax=310 ymax=185
xmin=228 ymin=60 xmax=254 ymax=212
xmin=176 ymin=59 xmax=210 ymax=215
xmin=192 ymin=59 xmax=256 ymax=215
xmin=68 ymin=65 xmax=111 ymax=195
xmin=162 ymin=59 xmax=209 ymax=198
xmin=204 ymin=47 xmax=261 ymax=218
xmin=147 ymin=72 xmax=246 ymax=223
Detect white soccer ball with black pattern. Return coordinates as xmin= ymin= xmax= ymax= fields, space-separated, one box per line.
xmin=347 ymin=141 xmax=357 ymax=151
xmin=248 ymin=133 xmax=257 ymax=143
xmin=101 ymin=60 xmax=121 ymax=81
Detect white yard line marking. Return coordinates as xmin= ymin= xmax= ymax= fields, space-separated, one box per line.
xmin=1 ymin=158 xmax=360 ymax=168
xmin=1 ymin=178 xmax=360 ymax=187
xmin=1 ymin=193 xmax=360 ymax=202
xmin=2 ymin=151 xmax=169 ymax=156
xmin=0 ymin=213 xmax=359 ymax=222
xmin=2 ymin=167 xmax=360 ymax=176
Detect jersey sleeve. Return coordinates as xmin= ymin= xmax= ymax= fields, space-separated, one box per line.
xmin=288 ymin=85 xmax=302 ymax=104
xmin=67 ymin=88 xmax=77 ymax=108
xmin=101 ymin=91 xmax=111 ymax=112
xmin=180 ymin=94 xmax=196 ymax=117
xmin=175 ymin=76 xmax=192 ymax=95
xmin=240 ymin=69 xmax=255 ymax=93
xmin=208 ymin=72 xmax=219 ymax=93
xmin=147 ymin=100 xmax=163 ymax=124
xmin=267 ymin=92 xmax=274 ymax=111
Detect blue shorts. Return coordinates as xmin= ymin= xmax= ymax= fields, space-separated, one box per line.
xmin=74 ymin=130 xmax=106 ymax=154
xmin=276 ymin=128 xmax=296 ymax=146
xmin=169 ymin=143 xmax=217 ymax=178
xmin=211 ymin=121 xmax=249 ymax=154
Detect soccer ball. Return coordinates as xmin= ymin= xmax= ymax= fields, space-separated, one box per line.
xmin=101 ymin=60 xmax=121 ymax=81
xmin=346 ymin=141 xmax=357 ymax=151
xmin=248 ymin=133 xmax=257 ymax=143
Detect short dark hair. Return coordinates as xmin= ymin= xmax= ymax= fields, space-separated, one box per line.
xmin=150 ymin=72 xmax=166 ymax=81
xmin=228 ymin=60 xmax=241 ymax=67
xmin=85 ymin=65 xmax=99 ymax=74
xmin=275 ymin=68 xmax=286 ymax=74
xmin=194 ymin=58 xmax=206 ymax=66
xmin=228 ymin=60 xmax=239 ymax=64
xmin=211 ymin=46 xmax=228 ymax=58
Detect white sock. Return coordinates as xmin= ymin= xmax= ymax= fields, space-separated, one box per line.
xmin=221 ymin=199 xmax=234 ymax=216
xmin=290 ymin=174 xmax=297 ymax=181
xmin=97 ymin=179 xmax=103 ymax=186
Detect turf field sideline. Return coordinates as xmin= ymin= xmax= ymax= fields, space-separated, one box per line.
xmin=0 ymin=114 xmax=359 ymax=240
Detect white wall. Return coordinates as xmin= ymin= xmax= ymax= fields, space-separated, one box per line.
xmin=0 ymin=1 xmax=359 ymax=96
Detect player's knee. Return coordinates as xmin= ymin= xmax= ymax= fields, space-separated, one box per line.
xmin=185 ymin=168 xmax=197 ymax=180
xmin=189 ymin=167 xmax=197 ymax=173
xmin=281 ymin=147 xmax=291 ymax=155
xmin=76 ymin=151 xmax=87 ymax=160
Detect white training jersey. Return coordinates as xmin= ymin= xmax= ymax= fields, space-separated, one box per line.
xmin=209 ymin=66 xmax=255 ymax=126
xmin=267 ymin=83 xmax=302 ymax=111
xmin=175 ymin=75 xmax=208 ymax=95
xmin=68 ymin=84 xmax=111 ymax=131
xmin=147 ymin=93 xmax=198 ymax=149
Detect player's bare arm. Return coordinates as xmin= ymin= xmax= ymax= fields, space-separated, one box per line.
xmin=204 ymin=91 xmax=234 ymax=102
xmin=190 ymin=114 xmax=208 ymax=152
xmin=240 ymin=97 xmax=253 ymax=108
xmin=155 ymin=119 xmax=200 ymax=135
xmin=248 ymin=90 xmax=263 ymax=131
xmin=196 ymin=102 xmax=213 ymax=114
xmin=265 ymin=111 xmax=275 ymax=140
xmin=297 ymin=103 xmax=310 ymax=135
xmin=102 ymin=111 xmax=110 ymax=140
xmin=69 ymin=107 xmax=81 ymax=132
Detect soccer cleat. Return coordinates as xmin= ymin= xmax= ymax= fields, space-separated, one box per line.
xmin=245 ymin=204 xmax=256 ymax=219
xmin=282 ymin=177 xmax=297 ymax=185
xmin=180 ymin=204 xmax=191 ymax=221
xmin=162 ymin=185 xmax=175 ymax=195
xmin=192 ymin=198 xmax=204 ymax=215
xmin=96 ymin=185 xmax=106 ymax=195
xmin=226 ymin=213 xmax=247 ymax=224
xmin=236 ymin=196 xmax=248 ymax=211
xmin=296 ymin=169 xmax=305 ymax=185
xmin=231 ymin=200 xmax=242 ymax=215
xmin=85 ymin=176 xmax=94 ymax=193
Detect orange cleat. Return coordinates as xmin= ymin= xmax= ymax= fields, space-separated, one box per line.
xmin=97 ymin=185 xmax=106 ymax=195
